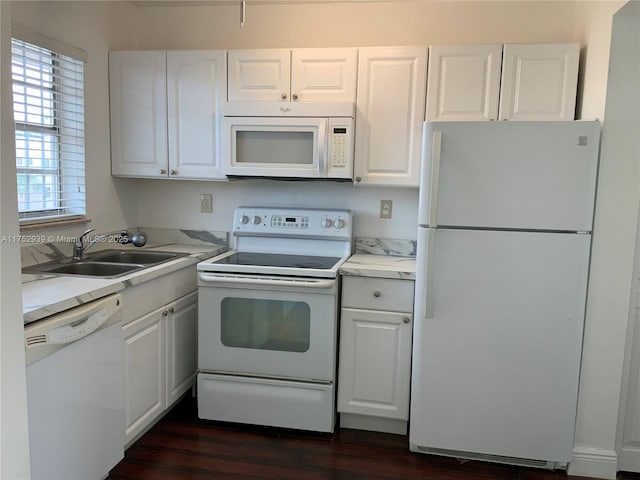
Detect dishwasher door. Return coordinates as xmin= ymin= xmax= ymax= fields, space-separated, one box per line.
xmin=25 ymin=294 xmax=125 ymax=480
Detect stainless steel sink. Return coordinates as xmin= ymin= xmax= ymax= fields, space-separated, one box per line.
xmin=31 ymin=261 xmax=144 ymax=277
xmin=87 ymin=250 xmax=187 ymax=265
xmin=22 ymin=249 xmax=189 ymax=278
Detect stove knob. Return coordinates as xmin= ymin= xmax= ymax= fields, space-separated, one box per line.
xmin=240 ymin=215 xmax=250 ymax=225
xmin=333 ymin=219 xmax=346 ymax=229
xmin=321 ymin=218 xmax=333 ymax=229
xmin=251 ymin=215 xmax=262 ymax=225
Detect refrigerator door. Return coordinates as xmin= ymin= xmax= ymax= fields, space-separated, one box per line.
xmin=410 ymin=227 xmax=590 ymax=463
xmin=418 ymin=121 xmax=599 ymax=231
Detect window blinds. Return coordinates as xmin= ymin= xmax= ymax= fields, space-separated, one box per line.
xmin=11 ymin=37 xmax=86 ymax=221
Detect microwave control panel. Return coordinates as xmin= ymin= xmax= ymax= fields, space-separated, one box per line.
xmin=330 ymin=127 xmax=348 ymax=167
xmin=327 ymin=117 xmax=354 ymax=179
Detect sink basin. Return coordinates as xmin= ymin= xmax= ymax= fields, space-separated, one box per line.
xmin=22 ymin=249 xmax=190 ymax=278
xmin=88 ymin=250 xmax=186 ymax=265
xmin=37 ymin=261 xmax=143 ymax=277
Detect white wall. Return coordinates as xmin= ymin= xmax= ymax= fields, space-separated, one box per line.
xmin=569 ymin=2 xmax=640 ymax=478
xmin=0 ymin=2 xmax=30 ymax=477
xmin=136 ymin=1 xmax=581 ymax=48
xmin=573 ymin=1 xmax=624 ymax=120
xmin=130 ymin=178 xmax=419 ymax=240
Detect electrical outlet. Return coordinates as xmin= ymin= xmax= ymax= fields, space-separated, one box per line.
xmin=380 ymin=200 xmax=393 ymax=219
xmin=200 ymin=194 xmax=213 ymax=213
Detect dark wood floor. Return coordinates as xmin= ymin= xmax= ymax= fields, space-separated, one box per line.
xmin=109 ymin=396 xmax=640 ymax=480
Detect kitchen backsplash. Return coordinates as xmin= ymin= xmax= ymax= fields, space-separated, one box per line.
xmin=354 ymin=237 xmax=416 ymax=257
xmin=140 ymin=228 xmax=227 ymax=247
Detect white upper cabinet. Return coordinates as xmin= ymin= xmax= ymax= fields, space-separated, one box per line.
xmin=228 ymin=48 xmax=357 ymax=103
xmin=110 ymin=51 xmax=168 ymax=178
xmin=227 ymin=49 xmax=290 ymax=102
xmin=291 ymin=49 xmax=357 ymax=102
xmin=426 ymin=44 xmax=503 ymax=121
xmin=354 ymin=47 xmax=427 ymax=187
xmin=499 ymin=43 xmax=580 ymax=121
xmin=167 ymin=51 xmax=227 ymax=179
xmin=425 ymin=43 xmax=580 ymax=122
xmin=110 ymin=50 xmax=227 ymax=180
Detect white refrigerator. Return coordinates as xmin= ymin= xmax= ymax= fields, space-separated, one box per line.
xmin=410 ymin=121 xmax=600 ymax=467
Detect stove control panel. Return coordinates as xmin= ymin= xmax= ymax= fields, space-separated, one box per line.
xmin=233 ymin=207 xmax=352 ymax=239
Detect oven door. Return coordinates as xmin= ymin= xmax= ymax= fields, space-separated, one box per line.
xmin=197 ymin=273 xmax=338 ymax=382
xmin=222 ymin=116 xmax=326 ymax=178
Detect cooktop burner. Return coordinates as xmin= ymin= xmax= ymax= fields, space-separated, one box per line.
xmin=212 ymin=252 xmax=341 ymax=270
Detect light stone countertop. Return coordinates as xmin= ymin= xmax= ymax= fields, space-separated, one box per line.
xmin=22 ymin=243 xmax=226 ymax=325
xmin=340 ymin=254 xmax=416 ymax=280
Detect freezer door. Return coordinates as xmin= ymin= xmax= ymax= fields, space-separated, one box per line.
xmin=410 ymin=227 xmax=590 ymax=463
xmin=419 ymin=121 xmax=599 ymax=231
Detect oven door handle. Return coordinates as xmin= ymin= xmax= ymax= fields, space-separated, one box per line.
xmin=198 ymin=273 xmax=336 ymax=289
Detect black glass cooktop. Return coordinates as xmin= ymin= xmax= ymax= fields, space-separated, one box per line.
xmin=214 ymin=252 xmax=341 ymax=270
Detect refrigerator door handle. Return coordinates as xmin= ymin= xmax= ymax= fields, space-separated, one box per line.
xmin=425 ymin=228 xmax=436 ymax=318
xmin=428 ymin=132 xmax=442 ymax=227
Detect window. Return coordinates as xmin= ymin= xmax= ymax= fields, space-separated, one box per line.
xmin=11 ymin=37 xmax=85 ymax=222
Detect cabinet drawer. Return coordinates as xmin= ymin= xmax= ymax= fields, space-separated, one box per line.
xmin=341 ymin=277 xmax=414 ymax=312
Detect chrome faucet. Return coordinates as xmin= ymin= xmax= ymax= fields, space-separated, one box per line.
xmin=72 ymin=228 xmax=96 ymax=261
xmin=72 ymin=228 xmax=148 ymax=261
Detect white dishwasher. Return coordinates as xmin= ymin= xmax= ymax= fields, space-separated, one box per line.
xmin=25 ymin=293 xmax=125 ymax=480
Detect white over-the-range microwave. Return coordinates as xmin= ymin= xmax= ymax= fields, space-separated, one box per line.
xmin=221 ymin=102 xmax=355 ymax=180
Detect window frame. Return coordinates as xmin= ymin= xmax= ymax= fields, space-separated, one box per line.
xmin=10 ymin=31 xmax=87 ymax=226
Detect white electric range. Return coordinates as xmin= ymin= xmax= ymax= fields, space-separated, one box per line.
xmin=196 ymin=206 xmax=352 ymax=432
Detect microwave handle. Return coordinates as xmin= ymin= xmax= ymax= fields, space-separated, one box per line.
xmin=318 ymin=119 xmax=327 ymax=176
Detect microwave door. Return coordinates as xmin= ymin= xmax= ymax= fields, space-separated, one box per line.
xmin=223 ymin=117 xmax=324 ymax=178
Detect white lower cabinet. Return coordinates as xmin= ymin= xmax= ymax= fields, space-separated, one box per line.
xmin=124 ymin=306 xmax=165 ymax=445
xmin=166 ymin=292 xmax=198 ymax=407
xmin=123 ymin=290 xmax=198 ymax=446
xmin=338 ymin=276 xmax=414 ymax=434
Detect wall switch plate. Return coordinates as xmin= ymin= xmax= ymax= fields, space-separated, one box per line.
xmin=200 ymin=194 xmax=213 ymax=213
xmin=380 ymin=200 xmax=393 ymax=219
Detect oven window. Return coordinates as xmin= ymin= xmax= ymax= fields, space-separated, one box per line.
xmin=236 ymin=131 xmax=314 ymax=165
xmin=220 ymin=298 xmax=311 ymax=352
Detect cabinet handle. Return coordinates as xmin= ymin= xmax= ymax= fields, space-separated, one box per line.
xmin=169 ymin=307 xmax=175 ymax=314
xmin=160 ymin=169 xmax=167 ymax=174
xmin=170 ymin=169 xmax=178 ymax=176
xmin=403 ymin=317 xmax=411 ymax=324
xmin=373 ymin=291 xmax=381 ymax=298
xmin=162 ymin=310 xmax=168 ymax=317
xmin=292 ymin=93 xmax=298 ymax=101
xmin=281 ymin=93 xmax=287 ymax=100
xmin=355 ymin=176 xmax=362 ymax=183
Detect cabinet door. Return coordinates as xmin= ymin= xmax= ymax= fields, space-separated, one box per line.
xmin=499 ymin=43 xmax=579 ymax=121
xmin=337 ymin=307 xmax=413 ymax=420
xmin=109 ymin=51 xmax=168 ymax=178
xmin=228 ymin=49 xmax=291 ymax=102
xmin=291 ymin=48 xmax=357 ymax=102
xmin=167 ymin=51 xmax=227 ymax=180
xmin=165 ymin=291 xmax=198 ymax=407
xmin=426 ymin=45 xmax=502 ymax=121
xmin=123 ymin=306 xmax=165 ymax=445
xmin=354 ymin=47 xmax=427 ymax=187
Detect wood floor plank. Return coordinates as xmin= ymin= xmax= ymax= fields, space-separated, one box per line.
xmin=108 ymin=396 xmax=627 ymax=480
